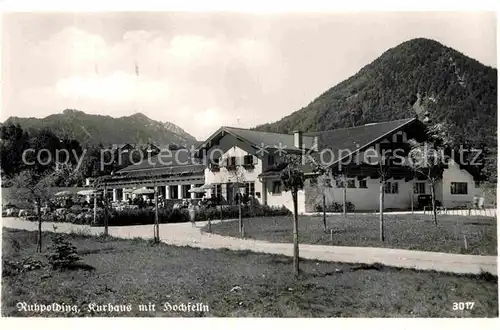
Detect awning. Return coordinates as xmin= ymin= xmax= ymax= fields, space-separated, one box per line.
xmin=77 ymin=189 xmax=101 ymax=196
xmin=54 ymin=190 xmax=73 ymax=197
xmin=132 ymin=187 xmax=155 ymax=194
xmin=188 ymin=187 xmax=205 ymax=193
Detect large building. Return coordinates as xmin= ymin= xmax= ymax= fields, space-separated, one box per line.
xmin=102 ymin=118 xmax=483 ymax=212
xmin=102 ymin=148 xmax=205 ymax=203
xmin=196 ymin=118 xmax=482 ymax=213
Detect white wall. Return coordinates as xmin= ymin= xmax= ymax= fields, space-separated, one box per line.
xmin=265 ymin=180 xmax=306 ymax=214
xmin=204 ymin=134 xmax=264 ymax=204
xmin=315 ymin=178 xmax=413 ymax=211
xmin=263 ymin=177 xmax=415 ymax=212
xmin=440 ymin=160 xmax=481 ymax=208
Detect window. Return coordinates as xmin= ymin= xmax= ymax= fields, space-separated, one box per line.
xmin=243 ymin=155 xmax=254 ymax=166
xmin=272 ymin=181 xmax=282 ymax=194
xmin=359 ymin=179 xmax=367 ymax=188
xmin=347 ymin=179 xmax=356 ymax=188
xmin=451 ymin=182 xmax=468 ymax=195
xmin=384 ymin=182 xmax=399 ymax=194
xmin=396 ymin=133 xmax=403 ymax=143
xmin=413 ymin=182 xmax=426 ymax=194
xmin=215 ymin=184 xmax=222 ymax=197
xmin=245 ymin=182 xmax=255 ymax=196
xmin=182 ymin=185 xmax=190 ymax=198
xmin=228 ymin=156 xmax=237 ymax=167
xmin=268 ymin=154 xmax=275 ymax=165
xmin=335 ymin=179 xmax=344 ymax=188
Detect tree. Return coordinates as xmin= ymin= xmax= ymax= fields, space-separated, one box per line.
xmin=0 ymin=123 xmax=30 ymax=178
xmin=408 ymin=123 xmax=453 ymax=225
xmin=53 ymin=163 xmax=84 ymax=187
xmin=377 ymin=161 xmax=389 ymax=242
xmin=10 ymin=170 xmax=56 ymax=252
xmin=224 ymin=164 xmax=246 ymax=238
xmin=93 ymin=175 xmax=111 ymax=236
xmin=153 ymin=184 xmax=160 ymax=243
xmin=307 ymin=156 xmax=330 ymax=232
xmin=279 ymin=154 xmax=305 ymax=278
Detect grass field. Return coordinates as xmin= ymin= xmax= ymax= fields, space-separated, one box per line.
xmin=205 ymin=214 xmax=497 ymax=256
xmin=2 ymin=228 xmax=498 ymax=317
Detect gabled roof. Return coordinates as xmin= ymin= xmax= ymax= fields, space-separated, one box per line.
xmin=116 ymin=149 xmax=204 ymax=174
xmin=109 ymin=143 xmax=134 ymax=150
xmin=259 ymin=118 xmax=420 ymax=178
xmin=307 ymin=118 xmax=418 ymax=157
xmin=198 ymin=126 xmax=316 ymax=153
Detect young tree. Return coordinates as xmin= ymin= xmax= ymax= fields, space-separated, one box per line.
xmin=377 ymin=161 xmax=389 ymax=242
xmin=93 ymin=175 xmax=111 ymax=236
xmin=279 ymin=154 xmax=305 ymax=278
xmin=224 ymin=163 xmax=246 ymax=237
xmin=10 ymin=170 xmax=57 ymax=252
xmin=307 ymin=156 xmax=330 ymax=232
xmin=153 ymin=183 xmax=160 ymax=243
xmin=408 ymin=123 xmax=452 ymax=225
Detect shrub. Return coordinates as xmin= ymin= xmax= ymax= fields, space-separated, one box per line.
xmin=90 ymin=204 xmax=291 ymax=226
xmin=92 ymin=207 xmax=190 ymax=226
xmin=314 ymin=201 xmax=355 ymax=212
xmin=3 ymin=256 xmax=45 ymax=277
xmin=47 ymin=236 xmax=81 ymax=269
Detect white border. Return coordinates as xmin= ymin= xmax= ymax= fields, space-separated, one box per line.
xmin=0 ymin=0 xmax=498 ymax=12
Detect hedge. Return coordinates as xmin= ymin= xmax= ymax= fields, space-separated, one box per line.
xmin=36 ymin=204 xmax=291 ymax=226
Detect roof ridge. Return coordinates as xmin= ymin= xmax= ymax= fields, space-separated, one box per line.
xmin=304 ymin=118 xmax=415 ymax=135
xmin=224 ymin=126 xmax=295 ymax=136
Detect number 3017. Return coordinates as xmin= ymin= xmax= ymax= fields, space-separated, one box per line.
xmin=453 ymin=302 xmax=475 ymax=310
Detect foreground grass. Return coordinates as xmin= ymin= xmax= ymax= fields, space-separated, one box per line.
xmin=2 ymin=228 xmax=498 ymax=317
xmin=205 ymin=214 xmax=497 ymax=256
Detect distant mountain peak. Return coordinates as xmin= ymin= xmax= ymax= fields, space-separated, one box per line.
xmin=128 ymin=112 xmax=150 ymax=120
xmin=62 ymin=109 xmax=86 ymax=115
xmin=255 ymin=38 xmax=497 ymax=151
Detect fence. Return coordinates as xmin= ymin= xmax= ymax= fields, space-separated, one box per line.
xmin=424 ymin=207 xmax=497 ymax=217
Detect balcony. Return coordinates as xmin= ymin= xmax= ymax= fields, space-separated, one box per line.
xmin=209 ymin=163 xmax=220 ymax=172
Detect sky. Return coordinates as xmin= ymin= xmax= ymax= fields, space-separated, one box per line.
xmin=1 ymin=11 xmax=497 ymax=140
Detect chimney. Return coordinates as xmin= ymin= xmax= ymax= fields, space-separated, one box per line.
xmin=312 ymin=136 xmax=319 ymax=151
xmin=293 ymin=130 xmax=303 ymax=149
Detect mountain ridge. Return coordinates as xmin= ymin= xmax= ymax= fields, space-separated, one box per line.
xmin=3 ymin=109 xmax=198 ymax=147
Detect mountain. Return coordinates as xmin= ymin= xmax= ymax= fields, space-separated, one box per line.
xmin=255 ymin=38 xmax=497 ymax=150
xmin=3 ymin=110 xmax=198 ymax=147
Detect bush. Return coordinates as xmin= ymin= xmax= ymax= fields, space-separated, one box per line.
xmin=92 ymin=207 xmax=190 ymax=226
xmin=314 ymin=201 xmax=355 ymax=212
xmin=90 ymin=204 xmax=291 ymax=226
xmin=3 ymin=256 xmax=46 ymax=277
xmin=40 ymin=208 xmax=105 ymax=225
xmin=47 ymin=236 xmax=81 ymax=269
